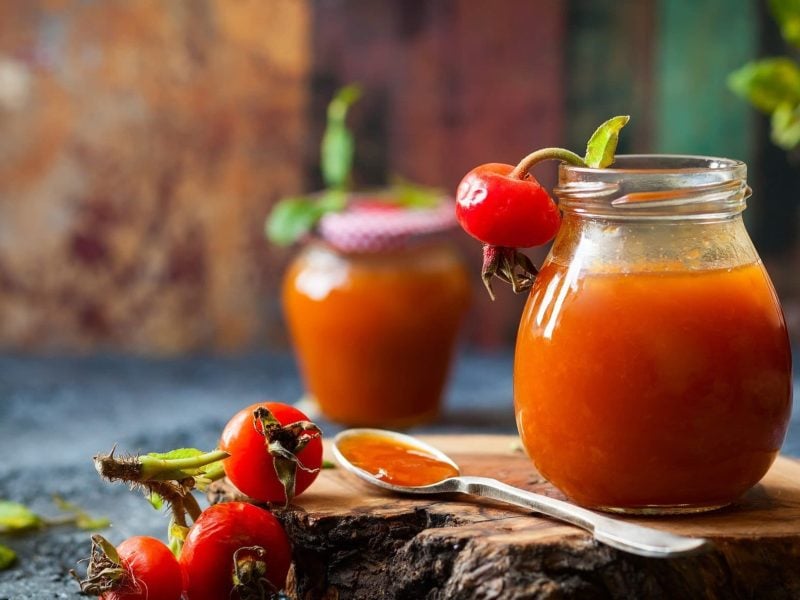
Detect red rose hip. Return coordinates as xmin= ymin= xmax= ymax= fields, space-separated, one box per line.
xmin=455 ymin=163 xmax=561 ymax=248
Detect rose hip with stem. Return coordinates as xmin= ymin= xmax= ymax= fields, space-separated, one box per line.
xmin=455 ymin=116 xmax=629 ymax=298
xmin=179 ymin=502 xmax=292 ymax=600
xmin=71 ymin=535 xmax=183 ymax=600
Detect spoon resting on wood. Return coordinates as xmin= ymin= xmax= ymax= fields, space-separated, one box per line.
xmin=332 ymin=428 xmax=711 ymax=559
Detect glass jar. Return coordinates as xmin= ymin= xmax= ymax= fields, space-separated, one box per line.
xmin=514 ymin=155 xmax=793 ymax=514
xmin=283 ymin=200 xmax=470 ymax=427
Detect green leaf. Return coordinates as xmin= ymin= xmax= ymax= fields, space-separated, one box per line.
xmin=321 ymin=123 xmax=355 ymax=190
xmin=52 ymin=496 xmax=110 ymax=531
xmin=265 ymin=197 xmax=324 ymax=247
xmin=317 ymin=189 xmax=347 ymax=212
xmin=321 ymin=459 xmax=336 ymax=469
xmin=771 ymin=102 xmax=800 ymax=149
xmin=389 ymin=177 xmax=443 ymax=209
xmin=584 ymin=115 xmax=630 ymax=168
xmin=0 ymin=544 xmax=17 ymax=570
xmin=327 ymin=84 xmax=362 ymax=122
xmin=0 ymin=501 xmax=42 ymax=533
xmin=266 ymin=84 xmax=361 ymax=247
xmin=728 ymin=58 xmax=800 ymax=114
xmin=770 ymin=0 xmax=800 ymax=48
xmin=147 ymin=448 xmax=205 ymax=461
xmin=168 ymin=519 xmax=189 ymax=557
xmin=321 ymin=84 xmax=362 ymax=189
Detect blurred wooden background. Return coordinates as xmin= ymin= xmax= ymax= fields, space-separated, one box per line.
xmin=0 ymin=0 xmax=797 ymax=354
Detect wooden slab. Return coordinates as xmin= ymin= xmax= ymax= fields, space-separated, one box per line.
xmin=208 ymin=435 xmax=800 ymax=599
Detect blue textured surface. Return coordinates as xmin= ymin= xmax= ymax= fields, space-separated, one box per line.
xmin=0 ymin=352 xmax=797 ymax=598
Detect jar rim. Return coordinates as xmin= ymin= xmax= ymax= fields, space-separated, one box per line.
xmin=555 ymin=154 xmax=749 ymax=220
xmin=561 ymin=154 xmax=746 ymax=176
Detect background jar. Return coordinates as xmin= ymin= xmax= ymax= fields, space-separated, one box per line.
xmin=514 ymin=155 xmax=793 ymax=514
xmin=283 ymin=199 xmax=471 ymax=427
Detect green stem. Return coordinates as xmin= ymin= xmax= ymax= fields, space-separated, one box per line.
xmin=138 ymin=449 xmax=229 ymax=481
xmin=200 ymin=461 xmax=227 ymax=484
xmin=509 ymin=148 xmax=586 ymax=179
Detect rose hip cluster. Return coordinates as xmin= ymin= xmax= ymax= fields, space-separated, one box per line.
xmin=74 ymin=402 xmax=322 ymax=600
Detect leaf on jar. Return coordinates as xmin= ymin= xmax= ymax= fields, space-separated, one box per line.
xmin=584 ymin=115 xmax=630 ymax=169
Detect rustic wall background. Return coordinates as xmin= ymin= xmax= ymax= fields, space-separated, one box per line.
xmin=0 ymin=0 xmax=310 ymax=353
xmin=0 ymin=0 xmax=797 ymax=353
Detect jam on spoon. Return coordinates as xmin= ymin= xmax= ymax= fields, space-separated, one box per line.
xmin=335 ymin=430 xmax=459 ymax=487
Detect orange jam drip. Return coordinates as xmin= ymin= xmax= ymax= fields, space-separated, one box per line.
xmin=337 ymin=433 xmax=459 ymax=487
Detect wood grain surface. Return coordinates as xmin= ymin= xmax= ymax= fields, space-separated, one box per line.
xmin=209 ymin=434 xmax=800 ymax=599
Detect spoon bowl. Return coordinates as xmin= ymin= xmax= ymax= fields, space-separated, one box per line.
xmin=332 ymin=428 xmax=712 ymax=559
xmin=332 ymin=428 xmax=462 ymax=492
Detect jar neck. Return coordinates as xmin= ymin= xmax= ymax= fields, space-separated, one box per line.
xmin=549 ymin=211 xmax=759 ymax=273
xmin=554 ymin=155 xmax=750 ymax=221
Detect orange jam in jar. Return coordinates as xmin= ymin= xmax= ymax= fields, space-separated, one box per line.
xmin=283 ymin=200 xmax=470 ymax=427
xmin=514 ymin=156 xmax=792 ymax=514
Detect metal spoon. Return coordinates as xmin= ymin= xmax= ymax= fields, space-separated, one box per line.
xmin=332 ymin=428 xmax=711 ymax=559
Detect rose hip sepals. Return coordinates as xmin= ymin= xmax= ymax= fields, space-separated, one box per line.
xmin=253 ymin=406 xmax=322 ymax=506
xmin=71 ymin=534 xmax=183 ymax=599
xmin=71 ymin=535 xmax=126 ymax=595
xmin=231 ymin=545 xmax=278 ymax=599
xmin=481 ymin=245 xmax=539 ymax=300
xmin=221 ymin=402 xmax=323 ymax=506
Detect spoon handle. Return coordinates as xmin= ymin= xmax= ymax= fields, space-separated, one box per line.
xmin=453 ymin=476 xmax=711 ymax=558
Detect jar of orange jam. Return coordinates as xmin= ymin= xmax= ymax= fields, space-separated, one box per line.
xmin=283 ymin=198 xmax=470 ymax=427
xmin=514 ymin=155 xmax=793 ymax=514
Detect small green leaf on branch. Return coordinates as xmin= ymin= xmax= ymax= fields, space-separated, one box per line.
xmin=265 ymin=197 xmax=326 ymax=247
xmin=147 ymin=448 xmax=205 ymax=461
xmin=137 ymin=448 xmax=229 ymax=481
xmin=584 ymin=115 xmax=630 ymax=168
xmin=322 ymin=84 xmax=362 ymax=189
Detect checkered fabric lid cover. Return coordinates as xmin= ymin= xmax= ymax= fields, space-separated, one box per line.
xmin=317 ymin=198 xmax=458 ymax=252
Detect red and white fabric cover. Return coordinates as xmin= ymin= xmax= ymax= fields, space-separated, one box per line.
xmin=317 ymin=198 xmax=458 ymax=252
